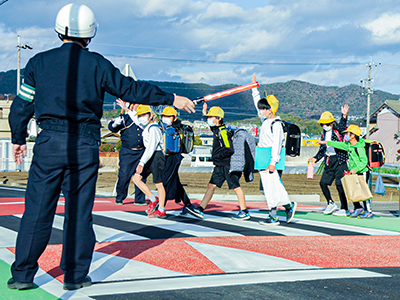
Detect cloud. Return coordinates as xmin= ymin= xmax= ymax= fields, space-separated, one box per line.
xmin=364 ymin=13 xmax=400 ymax=44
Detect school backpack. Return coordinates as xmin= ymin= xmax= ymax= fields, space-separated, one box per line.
xmin=163 ymin=124 xmax=194 ymax=155
xmin=271 ymin=120 xmax=301 ymax=157
xmin=357 ymin=140 xmax=386 ymax=170
xmin=179 ymin=124 xmax=194 ymax=154
xmin=163 ymin=126 xmax=181 ymax=155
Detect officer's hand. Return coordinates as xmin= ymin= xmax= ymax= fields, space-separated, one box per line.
xmin=12 ymin=144 xmax=27 ymax=165
xmin=173 ymin=95 xmax=195 ymax=113
xmin=116 ymin=98 xmax=126 ymax=110
xmin=136 ymin=164 xmax=143 ymax=175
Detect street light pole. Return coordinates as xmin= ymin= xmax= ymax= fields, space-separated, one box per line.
xmin=16 ymin=35 xmax=32 ymax=94
xmin=361 ymin=57 xmax=378 ymax=139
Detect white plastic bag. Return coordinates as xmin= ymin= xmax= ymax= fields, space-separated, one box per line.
xmin=260 ymin=170 xmax=291 ymax=208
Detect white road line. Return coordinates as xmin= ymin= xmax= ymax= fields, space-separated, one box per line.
xmin=178 ymin=210 xmax=330 ymax=236
xmin=79 ymin=268 xmax=389 ymax=297
xmin=94 ymin=211 xmax=243 ymax=238
xmin=13 ymin=214 xmax=149 ymax=243
xmin=0 ymin=226 xmax=17 ymax=247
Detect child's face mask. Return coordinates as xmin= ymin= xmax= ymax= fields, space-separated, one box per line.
xmin=322 ymin=125 xmax=332 ymax=132
xmin=138 ymin=116 xmax=150 ymax=126
xmin=207 ymin=118 xmax=218 ymax=127
xmin=161 ymin=117 xmax=173 ymax=126
xmin=344 ymin=133 xmax=351 ymax=142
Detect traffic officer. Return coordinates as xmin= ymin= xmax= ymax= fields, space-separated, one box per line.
xmin=108 ymin=99 xmax=147 ymax=205
xmin=8 ymin=3 xmax=195 ymax=291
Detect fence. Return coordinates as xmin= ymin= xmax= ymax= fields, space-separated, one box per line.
xmin=370 ymin=163 xmax=400 ymax=213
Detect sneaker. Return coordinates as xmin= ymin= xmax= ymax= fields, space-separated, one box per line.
xmin=63 ymin=276 xmax=92 ymax=291
xmin=332 ymin=209 xmax=350 ymax=217
xmin=323 ymin=202 xmax=337 ymax=215
xmin=7 ymin=278 xmax=34 ymax=290
xmin=184 ymin=204 xmax=203 ymax=219
xmin=186 ymin=206 xmax=204 ymax=219
xmin=285 ymin=202 xmax=297 ymax=223
xmin=179 ymin=206 xmax=188 ymax=216
xmin=148 ymin=209 xmax=167 ymax=219
xmin=134 ymin=201 xmax=147 ymax=206
xmin=146 ymin=197 xmax=159 ymax=215
xmin=350 ymin=208 xmax=364 ymax=218
xmin=231 ymin=210 xmax=251 ymax=221
xmin=358 ymin=211 xmax=374 ymax=219
xmin=259 ymin=215 xmax=280 ymax=226
xmin=115 ymin=199 xmax=123 ymax=205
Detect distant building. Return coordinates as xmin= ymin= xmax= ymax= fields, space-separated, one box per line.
xmin=369 ymin=100 xmax=400 ymax=164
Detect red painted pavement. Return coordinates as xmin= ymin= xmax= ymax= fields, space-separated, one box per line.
xmin=7 ymin=235 xmax=400 ymax=283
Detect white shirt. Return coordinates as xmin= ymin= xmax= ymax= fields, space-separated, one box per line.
xmin=252 ymin=88 xmax=285 ymax=166
xmin=139 ymin=122 xmax=163 ymax=166
xmin=324 ymin=129 xmax=336 ymax=156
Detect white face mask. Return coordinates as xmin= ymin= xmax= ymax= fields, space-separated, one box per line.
xmin=323 ymin=125 xmax=332 ymax=132
xmin=138 ymin=116 xmax=150 ymax=126
xmin=162 ymin=118 xmax=173 ymax=126
xmin=207 ymin=118 xmax=217 ymax=127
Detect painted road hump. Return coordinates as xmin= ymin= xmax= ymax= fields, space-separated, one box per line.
xmin=0 ymin=196 xmax=398 ymax=299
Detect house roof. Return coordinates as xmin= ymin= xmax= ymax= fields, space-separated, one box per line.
xmin=371 ymin=100 xmax=400 ymax=118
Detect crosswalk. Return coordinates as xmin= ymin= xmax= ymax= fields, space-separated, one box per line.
xmin=1 ymin=209 xmax=399 ymax=248
xmin=0 ymin=209 xmax=398 ymax=299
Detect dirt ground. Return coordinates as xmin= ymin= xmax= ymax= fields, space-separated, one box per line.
xmin=1 ymin=171 xmax=399 ymax=202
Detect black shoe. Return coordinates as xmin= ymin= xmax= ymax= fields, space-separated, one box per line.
xmin=63 ymin=276 xmax=92 ymax=291
xmin=115 ymin=199 xmax=123 ymax=205
xmin=7 ymin=278 xmax=34 ymax=290
xmin=134 ymin=201 xmax=147 ymax=206
xmin=285 ymin=201 xmax=297 ymax=224
xmin=186 ymin=205 xmax=204 ymax=219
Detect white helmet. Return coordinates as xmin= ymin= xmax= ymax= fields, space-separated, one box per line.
xmin=55 ymin=3 xmax=98 ymax=39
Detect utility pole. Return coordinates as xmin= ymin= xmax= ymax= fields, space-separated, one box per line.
xmin=361 ymin=57 xmax=378 ymax=139
xmin=16 ymin=35 xmax=32 ymax=94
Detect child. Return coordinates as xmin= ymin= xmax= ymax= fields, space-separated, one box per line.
xmin=192 ymin=103 xmax=250 ymax=220
xmin=251 ymin=74 xmax=296 ymax=226
xmin=132 ymin=105 xmax=166 ymax=218
xmin=318 ymin=124 xmax=373 ymax=218
xmin=308 ymin=107 xmax=349 ymax=216
xmin=160 ymin=106 xmax=200 ymax=218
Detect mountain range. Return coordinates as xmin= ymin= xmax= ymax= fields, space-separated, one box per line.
xmin=1 ymin=69 xmax=398 ymax=122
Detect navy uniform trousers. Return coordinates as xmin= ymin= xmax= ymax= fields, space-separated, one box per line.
xmin=116 ymin=146 xmax=146 ymax=202
xmin=11 ymin=130 xmax=99 ymax=284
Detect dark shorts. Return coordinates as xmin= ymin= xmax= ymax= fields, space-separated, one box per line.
xmin=320 ymin=155 xmax=348 ymax=186
xmin=141 ymin=151 xmax=165 ymax=183
xmin=210 ymin=165 xmax=241 ymax=189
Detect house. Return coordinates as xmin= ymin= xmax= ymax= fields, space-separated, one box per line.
xmin=0 ymin=98 xmax=12 ymax=140
xmin=369 ymin=100 xmax=400 ymax=164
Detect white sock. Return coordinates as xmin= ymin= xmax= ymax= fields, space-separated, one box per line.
xmin=149 ymin=195 xmax=156 ymax=202
xmin=158 ymin=206 xmax=165 ymax=213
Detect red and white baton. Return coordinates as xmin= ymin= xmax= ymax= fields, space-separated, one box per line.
xmin=192 ymin=82 xmax=259 ymax=105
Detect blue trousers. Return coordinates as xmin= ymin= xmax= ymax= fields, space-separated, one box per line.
xmin=11 ymin=130 xmax=99 ymax=284
xmin=116 ymin=147 xmax=145 ymax=203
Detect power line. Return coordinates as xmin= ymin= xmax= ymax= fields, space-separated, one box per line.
xmin=104 ymin=53 xmax=364 ymax=66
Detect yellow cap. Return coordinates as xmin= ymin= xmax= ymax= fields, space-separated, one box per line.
xmin=317 ymin=111 xmax=336 ymax=124
xmin=343 ymin=124 xmax=362 ymax=136
xmin=204 ymin=106 xmax=224 ymax=118
xmin=267 ymin=95 xmax=279 ymax=114
xmin=135 ymin=104 xmax=152 ymax=116
xmin=161 ymin=106 xmax=177 ymax=117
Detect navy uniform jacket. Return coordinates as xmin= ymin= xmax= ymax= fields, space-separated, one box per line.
xmin=9 ymin=42 xmax=174 ymax=144
xmin=108 ymin=114 xmax=144 ymax=150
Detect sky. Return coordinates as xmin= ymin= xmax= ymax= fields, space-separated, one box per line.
xmin=2 ymin=0 xmax=400 ymax=95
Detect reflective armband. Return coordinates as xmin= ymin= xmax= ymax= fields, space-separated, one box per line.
xmin=18 ymin=83 xmax=35 ymax=102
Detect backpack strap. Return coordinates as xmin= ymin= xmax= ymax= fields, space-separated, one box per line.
xmin=333 ymin=129 xmax=343 ymax=142
xmin=270 ymin=119 xmax=284 ymax=133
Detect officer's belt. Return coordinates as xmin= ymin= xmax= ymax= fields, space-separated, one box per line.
xmin=131 ymin=147 xmax=144 ymax=151
xmin=38 ymin=119 xmax=101 ymax=142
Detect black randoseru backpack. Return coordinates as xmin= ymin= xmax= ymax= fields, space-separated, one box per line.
xmin=271 ymin=120 xmax=301 ymax=157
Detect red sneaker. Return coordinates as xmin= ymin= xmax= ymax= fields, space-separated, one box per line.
xmin=146 ymin=197 xmax=159 ymax=215
xmin=148 ymin=209 xmax=166 ymax=219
